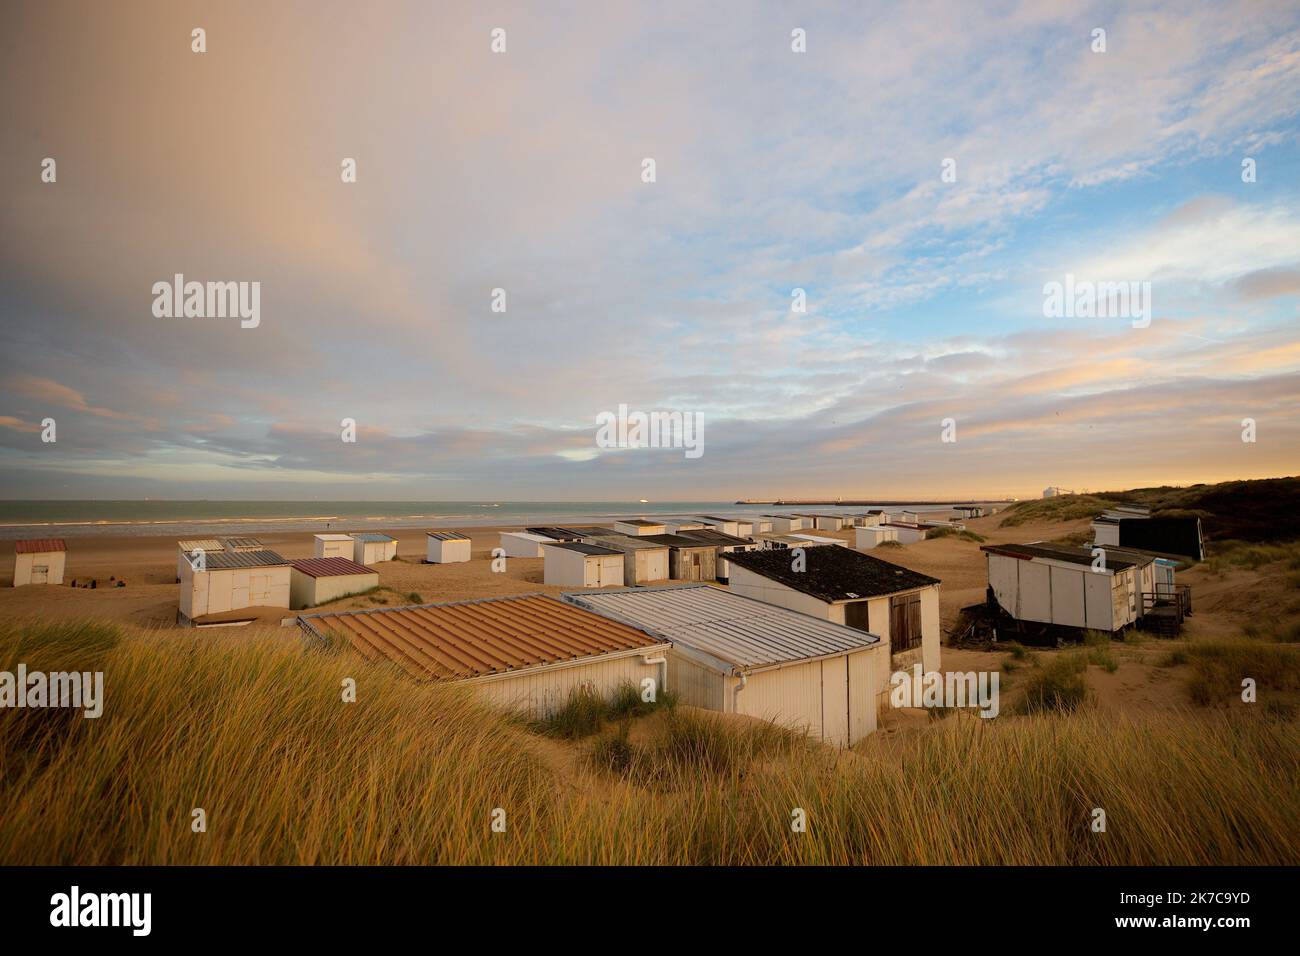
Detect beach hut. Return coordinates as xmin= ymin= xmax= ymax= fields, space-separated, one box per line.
xmin=289 ymin=557 xmax=379 ymax=610
xmin=353 ymin=533 xmax=398 ymax=565
xmin=541 ymin=542 xmax=625 ymax=588
xmin=881 ymin=522 xmax=927 ymax=543
xmin=298 ymin=595 xmax=670 ymax=719
xmin=678 ymin=528 xmax=760 ymax=582
xmin=756 ymin=532 xmax=838 ymax=550
xmin=1095 ymin=513 xmax=1203 ymax=561
xmin=13 ymin=539 xmax=67 ymax=587
xmin=612 ymin=518 xmax=667 ymax=537
xmin=752 ymin=517 xmax=773 ymax=533
xmin=793 ymin=513 xmax=843 ymax=531
xmin=588 ymin=534 xmax=670 ymax=585
xmin=981 ymin=542 xmax=1157 ymax=637
xmin=660 ymin=518 xmax=706 ymax=534
xmin=424 ymin=531 xmax=470 ymax=564
xmin=176 ymin=538 xmax=223 ymax=582
xmin=724 ymin=547 xmax=942 ymax=673
xmin=178 ymin=549 xmax=291 ymax=626
xmin=955 ymin=506 xmax=984 ymax=519
xmin=695 ymin=515 xmax=742 ymax=536
xmin=566 ymin=585 xmax=888 ymax=746
xmin=639 ymin=534 xmax=718 ymax=582
xmin=767 ymin=514 xmax=806 ymax=532
xmin=499 ymin=531 xmax=554 ymax=558
xmin=855 ymin=525 xmax=900 ymax=550
xmin=314 ymin=534 xmax=355 ymax=559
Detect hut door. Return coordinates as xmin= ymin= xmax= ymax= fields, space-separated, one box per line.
xmin=32 ymin=564 xmax=48 ymax=584
xmin=690 ymin=552 xmax=701 ymax=581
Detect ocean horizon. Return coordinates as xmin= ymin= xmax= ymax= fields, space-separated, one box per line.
xmin=0 ymin=499 xmax=997 ymax=539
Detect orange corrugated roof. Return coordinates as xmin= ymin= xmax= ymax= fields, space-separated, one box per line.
xmin=291 ymin=557 xmax=374 ymax=578
xmin=299 ymin=594 xmax=664 ymax=682
xmin=15 ymin=539 xmax=66 ymax=554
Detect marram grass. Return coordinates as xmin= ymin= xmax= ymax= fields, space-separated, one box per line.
xmin=1 ymin=619 xmax=1296 ymax=865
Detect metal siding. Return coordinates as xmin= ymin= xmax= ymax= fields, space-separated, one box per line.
xmin=1084 ymin=572 xmax=1112 ymax=630
xmin=739 ymin=661 xmax=822 ymax=740
xmin=1050 ymin=565 xmax=1087 ymax=628
xmin=848 ymin=649 xmax=877 ymax=743
xmin=667 ymin=653 xmax=725 ymax=710
xmin=1018 ymin=561 xmax=1052 ymax=622
xmin=820 ymin=655 xmax=850 ymax=747
xmin=473 ymin=654 xmax=660 ymax=719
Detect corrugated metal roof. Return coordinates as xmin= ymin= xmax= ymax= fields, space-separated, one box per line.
xmin=426 ymin=531 xmax=470 ymax=541
xmin=299 ymin=594 xmax=665 ymax=682
xmin=177 ymin=538 xmax=224 ymax=552
xmin=352 ymin=533 xmax=396 ymax=542
xmin=566 ymin=584 xmax=880 ymax=672
xmin=291 ymin=557 xmax=375 ymax=578
xmin=14 ymin=539 xmax=66 ymax=554
xmin=197 ymin=549 xmax=289 ymax=570
xmin=220 ymin=536 xmax=264 ymax=549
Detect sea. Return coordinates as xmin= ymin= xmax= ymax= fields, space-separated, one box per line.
xmin=0 ymin=500 xmax=997 ymax=540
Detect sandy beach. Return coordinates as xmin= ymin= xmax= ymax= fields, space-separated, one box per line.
xmin=0 ymin=510 xmax=1265 ymax=654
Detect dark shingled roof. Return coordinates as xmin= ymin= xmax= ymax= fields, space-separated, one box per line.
xmin=679 ymin=529 xmax=755 ymax=547
xmin=526 ymin=527 xmax=586 ymax=541
xmin=980 ymin=542 xmax=1153 ymax=571
xmin=543 ymin=541 xmax=623 ymax=556
xmin=639 ymin=533 xmax=718 ymax=549
xmin=724 ymin=546 xmax=940 ymax=601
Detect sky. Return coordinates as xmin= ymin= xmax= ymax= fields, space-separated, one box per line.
xmin=1 ymin=0 xmax=1298 ymax=501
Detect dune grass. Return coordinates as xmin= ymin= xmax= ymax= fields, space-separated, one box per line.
xmin=998 ymin=495 xmax=1119 ymax=527
xmin=923 ymin=526 xmax=986 ymax=543
xmin=1158 ymin=639 xmax=1300 ymax=708
xmin=0 ymin=619 xmax=1296 ymax=865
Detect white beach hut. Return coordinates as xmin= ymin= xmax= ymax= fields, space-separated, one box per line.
xmin=314 ymin=534 xmax=355 ymax=559
xmin=541 ymin=542 xmax=625 ymax=588
xmin=855 ymin=525 xmax=900 ymax=550
xmin=290 ymin=557 xmax=379 ymax=610
xmin=178 ymin=549 xmax=291 ymax=626
xmin=425 ymin=531 xmax=471 ymax=564
xmin=13 ymin=539 xmax=67 ymax=587
xmin=499 ymin=531 xmax=554 ymax=558
xmin=567 ymin=585 xmax=888 ymax=746
xmin=353 ymin=533 xmax=398 ymax=565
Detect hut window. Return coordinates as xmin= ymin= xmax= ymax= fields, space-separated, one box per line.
xmin=890 ymin=592 xmax=922 ymax=652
